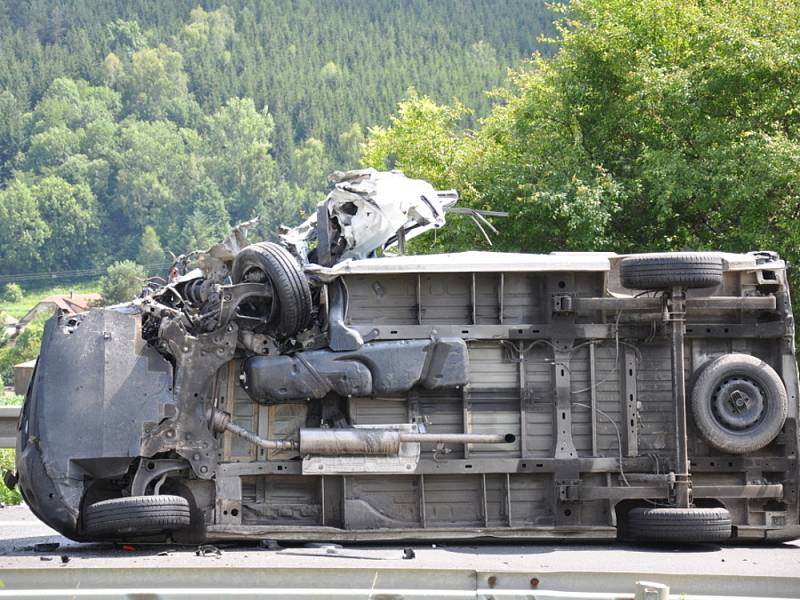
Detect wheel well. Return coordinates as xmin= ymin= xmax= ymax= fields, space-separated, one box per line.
xmin=614 ymin=500 xmax=644 ymax=537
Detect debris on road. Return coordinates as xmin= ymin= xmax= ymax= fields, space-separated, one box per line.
xmin=259 ymin=539 xmax=281 ymax=550
xmin=196 ymin=544 xmax=222 ymax=558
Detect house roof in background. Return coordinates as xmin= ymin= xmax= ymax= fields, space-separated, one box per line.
xmin=37 ymin=293 xmax=101 ymax=314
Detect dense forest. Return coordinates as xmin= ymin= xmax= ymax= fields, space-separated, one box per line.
xmin=0 ymin=0 xmax=554 ymax=279
xmin=4 ymin=0 xmax=798 ymax=293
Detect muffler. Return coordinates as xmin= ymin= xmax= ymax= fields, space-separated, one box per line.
xmin=213 ymin=410 xmax=515 ymax=456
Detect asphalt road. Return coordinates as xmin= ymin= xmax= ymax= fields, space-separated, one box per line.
xmin=0 ymin=503 xmax=798 ymax=597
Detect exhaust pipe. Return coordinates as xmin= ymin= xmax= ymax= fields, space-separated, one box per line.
xmin=299 ymin=429 xmax=516 ymax=456
xmin=213 ymin=410 xmax=516 ymax=456
xmin=212 ymin=409 xmax=298 ymax=450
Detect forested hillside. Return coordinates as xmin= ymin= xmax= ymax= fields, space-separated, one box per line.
xmin=0 ymin=0 xmax=554 ymax=279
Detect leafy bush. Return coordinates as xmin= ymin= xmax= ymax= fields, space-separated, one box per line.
xmin=0 ymin=449 xmax=21 ymax=505
xmin=0 ymin=393 xmax=24 ymax=406
xmin=2 ymin=283 xmax=23 ymax=304
xmin=0 ymin=393 xmax=21 ymax=505
xmin=0 ymin=317 xmax=45 ymax=384
xmin=100 ymin=260 xmax=146 ymax=304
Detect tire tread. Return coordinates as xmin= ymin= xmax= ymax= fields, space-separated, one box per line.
xmin=231 ymin=242 xmax=312 ymax=337
xmin=624 ymin=507 xmax=732 ymax=543
xmin=620 ymin=253 xmax=723 ymax=289
xmin=83 ymin=495 xmax=191 ymax=537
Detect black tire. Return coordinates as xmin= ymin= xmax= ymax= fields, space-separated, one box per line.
xmin=620 ymin=253 xmax=723 ymax=289
xmin=83 ymin=495 xmax=191 ymax=537
xmin=624 ymin=507 xmax=732 ymax=543
xmin=232 ymin=242 xmax=312 ymax=337
xmin=691 ymin=354 xmax=788 ymax=454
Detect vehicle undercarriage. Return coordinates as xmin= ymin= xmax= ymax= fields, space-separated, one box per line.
xmin=15 ymin=170 xmax=800 ymax=544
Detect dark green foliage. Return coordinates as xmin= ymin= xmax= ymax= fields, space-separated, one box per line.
xmin=0 ymin=1 xmax=551 ymax=279
xmin=100 ymin=260 xmax=145 ymax=304
xmin=363 ymin=0 xmax=800 ymax=281
xmin=0 ymin=448 xmax=22 ymax=505
xmin=0 ymin=318 xmax=45 ymax=384
xmin=2 ymin=284 xmax=23 ymax=304
xmin=137 ymin=226 xmax=166 ymax=270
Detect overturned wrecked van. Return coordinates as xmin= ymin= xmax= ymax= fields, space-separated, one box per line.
xmin=14 ymin=170 xmax=800 ymax=543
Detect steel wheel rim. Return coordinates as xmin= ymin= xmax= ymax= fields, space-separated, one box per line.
xmin=711 ymin=377 xmax=765 ymax=431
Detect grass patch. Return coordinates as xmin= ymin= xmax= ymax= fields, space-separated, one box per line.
xmin=0 ymin=392 xmax=22 ymax=505
xmin=0 ymin=279 xmax=101 ymax=319
xmin=0 ymin=394 xmax=23 ymax=406
xmin=0 ymin=449 xmax=21 ymax=505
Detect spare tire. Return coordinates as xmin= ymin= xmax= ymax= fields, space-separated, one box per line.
xmin=232 ymin=242 xmax=312 ymax=338
xmin=83 ymin=495 xmax=191 ymax=538
xmin=691 ymin=354 xmax=788 ymax=454
xmin=623 ymin=507 xmax=732 ymax=543
xmin=620 ymin=253 xmax=723 ymax=289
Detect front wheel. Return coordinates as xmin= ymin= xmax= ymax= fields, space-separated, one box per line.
xmin=83 ymin=495 xmax=191 ymax=538
xmin=231 ymin=242 xmax=312 ymax=337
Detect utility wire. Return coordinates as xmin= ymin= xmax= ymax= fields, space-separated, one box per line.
xmin=0 ymin=263 xmax=172 ymax=285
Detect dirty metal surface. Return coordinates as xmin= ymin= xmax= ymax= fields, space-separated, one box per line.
xmin=0 ymin=505 xmax=798 ymax=599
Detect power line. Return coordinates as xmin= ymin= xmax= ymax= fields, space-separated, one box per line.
xmin=0 ymin=263 xmax=173 ymax=285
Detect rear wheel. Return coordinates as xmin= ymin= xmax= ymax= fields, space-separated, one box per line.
xmin=83 ymin=495 xmax=191 ymax=538
xmin=620 ymin=253 xmax=723 ymax=290
xmin=623 ymin=507 xmax=732 ymax=543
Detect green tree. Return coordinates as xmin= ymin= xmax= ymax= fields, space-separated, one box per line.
xmin=338 ymin=122 xmax=365 ymax=168
xmin=0 ymin=91 xmax=23 ymax=178
xmin=2 ymin=284 xmax=23 ymax=304
xmin=112 ymin=119 xmax=203 ymax=234
xmin=137 ymin=225 xmax=165 ymax=268
xmin=0 ymin=317 xmax=45 ymax=385
xmin=27 ymin=77 xmax=121 ymax=135
xmin=32 ymin=176 xmax=100 ymax=269
xmin=204 ymin=97 xmax=277 ymax=222
xmin=0 ymin=180 xmax=49 ymax=272
xmin=100 ymin=260 xmax=146 ymax=304
xmin=179 ymin=6 xmax=235 ymax=56
xmin=106 ymin=19 xmax=147 ymax=55
xmin=365 ymin=0 xmax=800 ymax=261
xmin=118 ymin=44 xmax=193 ymax=122
xmin=23 ymin=126 xmax=81 ymax=171
xmin=363 ymin=89 xmax=471 ymax=189
xmin=293 ymin=137 xmax=329 ymax=193
xmin=0 ymin=448 xmax=22 ymax=505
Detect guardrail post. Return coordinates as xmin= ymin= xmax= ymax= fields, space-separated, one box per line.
xmin=635 ymin=580 xmax=670 ymax=600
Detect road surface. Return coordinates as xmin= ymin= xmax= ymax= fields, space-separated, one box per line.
xmin=0 ymin=503 xmax=798 ymax=598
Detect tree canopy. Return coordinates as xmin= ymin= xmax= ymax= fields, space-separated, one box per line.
xmin=364 ymin=0 xmax=800 ymax=272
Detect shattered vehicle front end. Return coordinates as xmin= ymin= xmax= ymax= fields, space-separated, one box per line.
xmin=16 ymin=169 xmax=800 ymax=544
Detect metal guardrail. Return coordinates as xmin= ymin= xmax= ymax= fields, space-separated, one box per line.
xmin=0 ymin=405 xmax=20 ymax=449
xmin=0 ymin=568 xmax=795 ymax=599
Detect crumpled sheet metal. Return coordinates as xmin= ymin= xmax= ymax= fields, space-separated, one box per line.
xmin=173 ymin=217 xmax=258 ymax=283
xmin=281 ymin=169 xmax=457 ymax=263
